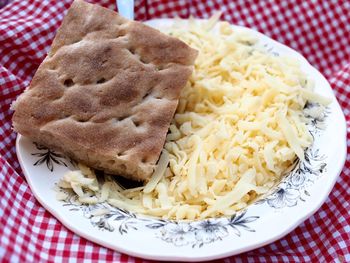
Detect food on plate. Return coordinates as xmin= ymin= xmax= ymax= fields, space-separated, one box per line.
xmin=11 ymin=0 xmax=198 ymax=181
xmin=56 ymin=16 xmax=331 ymax=220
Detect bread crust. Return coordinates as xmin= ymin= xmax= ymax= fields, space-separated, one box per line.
xmin=12 ymin=0 xmax=197 ymax=181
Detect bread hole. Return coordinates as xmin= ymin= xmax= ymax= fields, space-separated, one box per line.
xmin=73 ymin=114 xmax=91 ymax=123
xmin=142 ymin=90 xmax=151 ymax=100
xmin=127 ymin=47 xmax=150 ymax=64
xmin=112 ymin=116 xmax=129 ymax=125
xmin=140 ymin=57 xmax=149 ymax=64
xmin=153 ymin=94 xmax=162 ymax=100
xmin=117 ymin=150 xmax=128 ymax=157
xmin=97 ymin=78 xmax=106 ymax=84
xmin=132 ymin=119 xmax=141 ymax=127
xmin=63 ymin=79 xmax=74 ymax=87
xmin=128 ymin=47 xmax=136 ymax=55
xmin=141 ymin=157 xmax=148 ymax=163
xmin=77 ymin=119 xmax=87 ymax=123
xmin=141 ymin=90 xmax=163 ymax=102
xmin=101 ymin=59 xmax=108 ymax=66
xmin=74 ymin=117 xmax=88 ymax=123
xmin=120 ymin=164 xmax=127 ymax=170
xmin=117 ymin=116 xmax=128 ymax=122
xmin=147 ymin=90 xmax=162 ymax=100
xmin=107 ymin=159 xmax=116 ymax=165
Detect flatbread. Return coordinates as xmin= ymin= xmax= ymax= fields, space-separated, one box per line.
xmin=12 ymin=0 xmax=197 ymax=181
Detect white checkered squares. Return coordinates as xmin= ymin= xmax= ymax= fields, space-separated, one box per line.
xmin=40 ymin=251 xmax=49 ymax=261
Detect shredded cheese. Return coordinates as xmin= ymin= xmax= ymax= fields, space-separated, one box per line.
xmin=57 ymin=18 xmax=330 ymax=219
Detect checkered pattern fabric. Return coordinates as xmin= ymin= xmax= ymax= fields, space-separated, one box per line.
xmin=1 ymin=0 xmax=349 ymax=262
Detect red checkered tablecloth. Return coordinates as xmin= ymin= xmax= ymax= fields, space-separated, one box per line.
xmin=0 ymin=0 xmax=349 ymax=262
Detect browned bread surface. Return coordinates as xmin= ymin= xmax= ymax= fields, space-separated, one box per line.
xmin=12 ymin=0 xmax=197 ymax=181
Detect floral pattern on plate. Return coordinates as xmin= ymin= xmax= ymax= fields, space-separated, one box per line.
xmin=61 ymin=194 xmax=259 ymax=248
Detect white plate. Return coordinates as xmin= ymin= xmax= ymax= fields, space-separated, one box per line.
xmin=16 ymin=19 xmax=347 ymax=261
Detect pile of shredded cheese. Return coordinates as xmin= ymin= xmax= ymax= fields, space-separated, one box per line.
xmin=57 ymin=18 xmax=330 ymax=220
